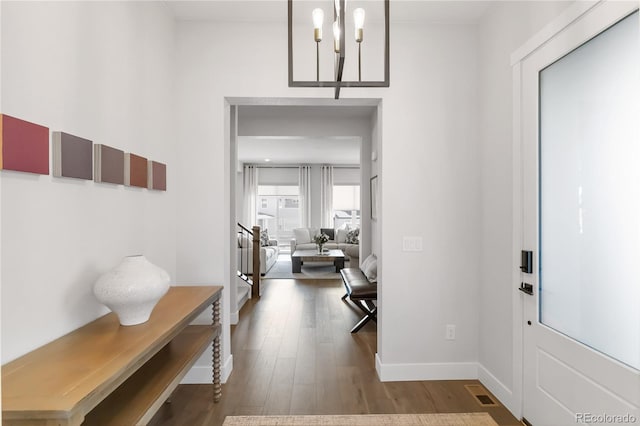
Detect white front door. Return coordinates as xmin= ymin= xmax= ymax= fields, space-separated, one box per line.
xmin=517 ymin=2 xmax=640 ymax=425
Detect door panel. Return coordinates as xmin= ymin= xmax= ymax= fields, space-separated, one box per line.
xmin=519 ymin=2 xmax=640 ymax=425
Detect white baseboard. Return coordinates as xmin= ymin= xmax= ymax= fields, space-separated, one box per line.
xmin=230 ymin=285 xmax=251 ymax=325
xmin=223 ymin=354 xmax=233 ymax=382
xmin=477 ymin=363 xmax=518 ymax=419
xmin=375 ymin=355 xmax=518 ymax=418
xmin=375 ymin=353 xmax=478 ymax=381
xmin=181 ymin=354 xmax=234 ymax=384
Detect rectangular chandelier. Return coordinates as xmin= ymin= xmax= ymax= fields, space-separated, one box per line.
xmin=288 ymin=0 xmax=389 ymax=99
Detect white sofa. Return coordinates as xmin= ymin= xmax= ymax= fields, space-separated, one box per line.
xmin=237 ymin=237 xmax=279 ymax=275
xmin=290 ymin=227 xmax=360 ymax=262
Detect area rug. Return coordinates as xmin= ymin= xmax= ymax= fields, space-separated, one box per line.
xmin=223 ymin=412 xmax=498 ymax=426
xmin=264 ymin=256 xmax=347 ymax=280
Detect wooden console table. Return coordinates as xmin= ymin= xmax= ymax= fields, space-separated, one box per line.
xmin=2 ymin=285 xmax=223 ymax=425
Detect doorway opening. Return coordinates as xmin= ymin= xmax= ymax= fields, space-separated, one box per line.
xmin=224 ymin=98 xmax=382 ymax=325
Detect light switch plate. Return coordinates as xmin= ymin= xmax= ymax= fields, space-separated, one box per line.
xmin=402 ymin=236 xmax=423 ymax=252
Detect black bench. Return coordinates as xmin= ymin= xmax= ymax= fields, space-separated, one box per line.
xmin=340 ymin=268 xmax=377 ymax=333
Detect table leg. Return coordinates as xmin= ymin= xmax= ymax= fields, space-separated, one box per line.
xmin=335 ymin=257 xmax=345 ymax=272
xmin=213 ymin=298 xmax=222 ymax=402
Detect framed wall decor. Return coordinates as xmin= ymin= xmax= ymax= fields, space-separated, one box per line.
xmin=370 ymin=175 xmax=378 ymax=220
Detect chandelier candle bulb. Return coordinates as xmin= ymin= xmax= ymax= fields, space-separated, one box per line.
xmin=354 ymin=8 xmax=365 ymax=42
xmin=312 ymin=8 xmax=323 ymax=41
xmin=333 ymin=20 xmax=341 ymax=53
xmin=354 ymin=7 xmax=365 ymax=81
xmin=312 ymin=7 xmax=324 ymax=81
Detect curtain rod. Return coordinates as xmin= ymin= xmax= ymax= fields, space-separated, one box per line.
xmin=247 ymin=165 xmax=360 ymax=169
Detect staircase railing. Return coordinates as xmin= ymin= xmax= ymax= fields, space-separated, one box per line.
xmin=237 ymin=223 xmax=260 ymax=298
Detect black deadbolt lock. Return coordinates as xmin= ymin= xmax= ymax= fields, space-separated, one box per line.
xmin=520 ymin=250 xmax=533 ymax=274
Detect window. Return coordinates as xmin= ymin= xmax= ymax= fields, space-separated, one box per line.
xmin=257 ymin=185 xmax=300 ymax=250
xmin=333 ymin=185 xmax=360 ymax=228
xmin=539 ymin=11 xmax=640 ymax=369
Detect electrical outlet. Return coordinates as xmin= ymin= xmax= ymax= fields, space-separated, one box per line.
xmin=446 ymin=324 xmax=456 ymax=340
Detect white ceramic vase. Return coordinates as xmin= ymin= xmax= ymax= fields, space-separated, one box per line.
xmin=93 ymin=255 xmax=170 ymax=326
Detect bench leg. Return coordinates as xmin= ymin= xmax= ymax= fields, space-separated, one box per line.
xmin=350 ymin=300 xmax=377 ymax=333
xmin=341 ymin=292 xmax=349 ymax=300
xmin=351 ymin=305 xmax=377 ymax=333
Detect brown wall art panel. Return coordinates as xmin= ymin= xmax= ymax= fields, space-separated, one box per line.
xmin=94 ymin=144 xmax=124 ymax=185
xmin=125 ymin=153 xmax=148 ymax=188
xmin=52 ymin=132 xmax=93 ymax=180
xmin=148 ymin=161 xmax=166 ymax=191
xmin=0 ymin=114 xmax=49 ymax=174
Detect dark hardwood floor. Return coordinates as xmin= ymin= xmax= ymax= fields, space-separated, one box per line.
xmin=149 ymin=278 xmax=520 ymax=426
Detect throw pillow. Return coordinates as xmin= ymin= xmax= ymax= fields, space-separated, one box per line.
xmin=293 ymin=228 xmax=311 ymax=243
xmin=336 ymin=228 xmax=349 ymax=243
xmin=360 ymin=253 xmax=374 ymax=271
xmin=346 ymin=228 xmax=360 ymax=244
xmin=362 ymin=254 xmax=377 ymax=283
xmin=320 ymin=228 xmax=335 ymax=241
xmin=260 ymin=229 xmax=269 ymax=247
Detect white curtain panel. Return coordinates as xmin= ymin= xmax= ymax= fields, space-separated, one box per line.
xmin=320 ymin=165 xmax=334 ymax=227
xmin=243 ymin=165 xmax=258 ymax=227
xmin=298 ymin=166 xmax=312 ymax=227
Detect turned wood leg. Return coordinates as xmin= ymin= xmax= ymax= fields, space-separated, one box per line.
xmin=213 ymin=299 xmax=222 ymax=402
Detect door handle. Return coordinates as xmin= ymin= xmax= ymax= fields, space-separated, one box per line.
xmin=519 ymin=282 xmax=534 ymax=295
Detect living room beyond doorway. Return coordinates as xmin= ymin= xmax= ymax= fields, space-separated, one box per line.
xmin=227 ymin=98 xmax=382 ymax=325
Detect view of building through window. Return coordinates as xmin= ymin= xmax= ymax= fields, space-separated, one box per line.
xmin=333 ymin=185 xmax=360 ymax=228
xmin=257 ymin=185 xmax=300 ymax=251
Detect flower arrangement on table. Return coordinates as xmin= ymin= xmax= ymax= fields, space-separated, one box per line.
xmin=313 ymin=233 xmax=330 ymax=253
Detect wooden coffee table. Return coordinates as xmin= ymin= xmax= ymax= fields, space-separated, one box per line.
xmin=291 ymin=249 xmax=345 ymax=273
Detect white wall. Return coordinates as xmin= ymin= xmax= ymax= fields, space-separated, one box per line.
xmin=257 ymin=167 xmax=298 ymax=186
xmin=375 ymin=22 xmax=481 ymax=379
xmin=1 ymin=1 xmax=176 ymax=363
xmin=0 ymin=0 xmax=3 ymax=409
xmin=476 ymin=0 xmax=571 ymax=413
xmin=175 ymin=17 xmax=482 ymax=382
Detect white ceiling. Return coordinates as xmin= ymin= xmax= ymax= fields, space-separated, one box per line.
xmin=164 ymin=1 xmax=492 ymax=23
xmin=238 ymin=136 xmax=361 ymax=165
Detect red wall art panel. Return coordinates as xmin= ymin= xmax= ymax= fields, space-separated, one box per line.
xmin=0 ymin=114 xmax=49 ymax=174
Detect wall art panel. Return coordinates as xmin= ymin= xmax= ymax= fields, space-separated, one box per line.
xmin=125 ymin=153 xmax=148 ymax=188
xmin=147 ymin=160 xmax=166 ymax=191
xmin=52 ymin=132 xmax=93 ymax=180
xmin=1 ymin=114 xmax=49 ymax=174
xmin=94 ymin=144 xmax=125 ymax=185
